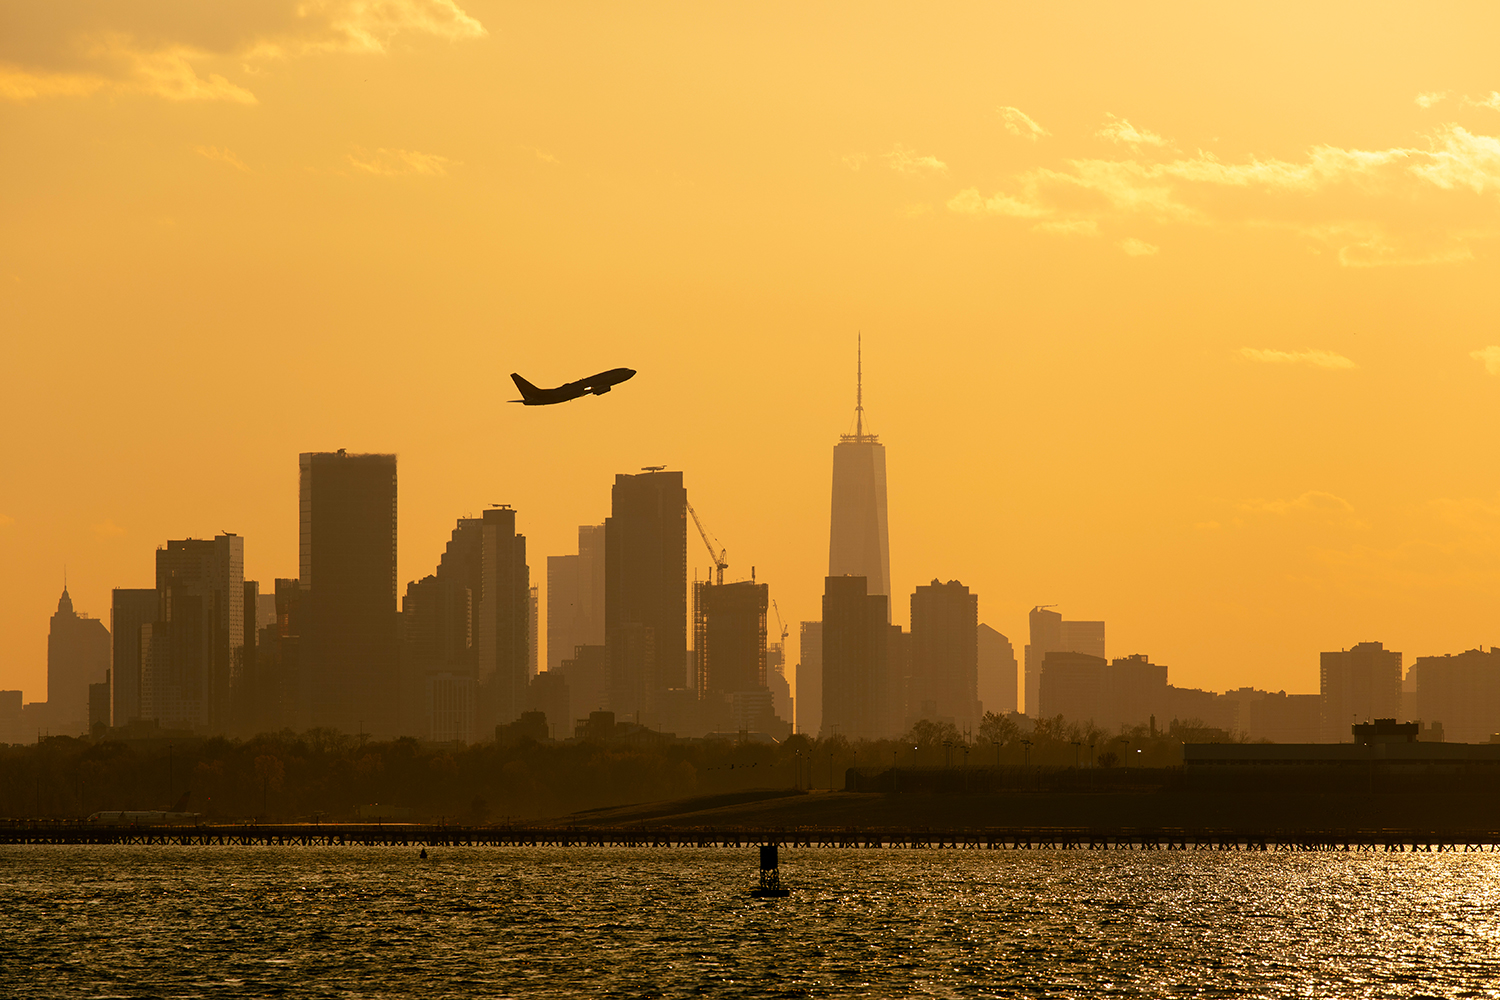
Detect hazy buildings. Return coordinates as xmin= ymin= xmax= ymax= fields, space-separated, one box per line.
xmin=144 ymin=535 xmax=245 ymax=732
xmin=526 ymin=670 xmax=570 ymax=739
xmin=766 ymin=640 xmax=793 ymax=731
xmin=300 ymin=450 xmax=399 ymax=737
xmin=109 ymin=588 xmax=157 ymax=727
xmin=821 ymin=576 xmax=891 ymax=740
xmin=907 ymin=579 xmax=980 ymax=733
xmin=1320 ymin=641 xmax=1401 ymax=742
xmin=559 ymin=644 xmax=610 ymax=724
xmin=1405 ymin=648 xmax=1500 ymax=743
xmin=605 ymin=469 xmax=687 ymax=723
xmin=798 ymin=621 xmax=822 ymax=736
xmin=546 ymin=524 xmax=605 ymax=672
xmin=828 ymin=355 xmax=891 ymax=615
xmin=0 ymin=690 xmax=22 ymax=745
xmin=1024 ymin=607 xmax=1105 ymax=717
xmin=45 ymin=586 xmax=111 ymax=736
xmin=473 ymin=507 xmax=531 ymax=732
xmin=1240 ymin=689 xmax=1322 ymax=743
xmin=977 ymin=624 xmax=1018 ymax=716
xmin=402 ymin=506 xmax=531 ymax=741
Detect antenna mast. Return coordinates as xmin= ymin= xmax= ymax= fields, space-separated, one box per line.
xmin=855 ymin=332 xmax=863 ymax=441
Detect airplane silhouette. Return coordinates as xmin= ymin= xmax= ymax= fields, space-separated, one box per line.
xmin=510 ymin=368 xmax=637 ymax=405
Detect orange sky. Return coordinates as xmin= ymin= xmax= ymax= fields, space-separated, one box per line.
xmin=4 ymin=1 xmax=1500 ymax=709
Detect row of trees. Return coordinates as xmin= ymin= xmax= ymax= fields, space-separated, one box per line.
xmin=0 ymin=712 xmax=1239 ymax=820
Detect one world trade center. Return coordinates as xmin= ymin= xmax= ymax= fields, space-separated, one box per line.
xmin=828 ymin=338 xmax=891 ymax=616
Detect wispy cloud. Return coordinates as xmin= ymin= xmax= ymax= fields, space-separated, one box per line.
xmin=1466 ymin=92 xmax=1500 ymax=111
xmin=1034 ymin=219 xmax=1097 ymax=236
xmin=1242 ymin=491 xmax=1358 ymax=518
xmin=882 ymin=144 xmax=947 ymax=176
xmin=949 ymin=118 xmax=1500 ymax=266
xmin=1097 ymin=113 xmax=1167 ymax=149
xmin=842 ymin=152 xmax=868 ymax=171
xmin=998 ymin=106 xmax=1048 ymax=141
xmin=522 ymin=146 xmax=559 ymax=165
xmin=0 ymin=1 xmax=486 ymax=104
xmin=1119 ymin=237 xmax=1159 ymax=256
xmin=348 ymin=147 xmax=453 ymax=177
xmin=1471 ymin=346 xmax=1500 ymax=374
xmin=194 ymin=145 xmax=249 ymax=171
xmin=91 ymin=519 xmax=125 ymax=538
xmin=1238 ymin=348 xmax=1356 ymax=369
xmin=1415 ymin=91 xmax=1448 ymax=109
xmin=0 ymin=513 xmax=14 ymax=529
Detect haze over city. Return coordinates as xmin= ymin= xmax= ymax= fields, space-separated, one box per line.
xmin=6 ymin=1 xmax=1500 ymax=710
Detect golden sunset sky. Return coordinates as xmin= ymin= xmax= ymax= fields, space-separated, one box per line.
xmin=4 ymin=1 xmax=1500 ymax=708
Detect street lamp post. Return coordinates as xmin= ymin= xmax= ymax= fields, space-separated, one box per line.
xmin=1071 ymin=741 xmax=1081 ymax=768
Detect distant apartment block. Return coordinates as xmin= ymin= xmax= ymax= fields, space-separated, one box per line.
xmin=110 ymin=587 xmax=158 ymax=727
xmin=821 ymin=576 xmax=891 ymax=740
xmin=605 ymin=469 xmax=687 ymax=723
xmin=1024 ymin=607 xmax=1105 ymax=717
xmin=907 ymin=579 xmax=980 ymax=733
xmin=1405 ymin=648 xmax=1500 ymax=744
xmin=798 ymin=621 xmax=822 ymax=736
xmin=1321 ymin=641 xmax=1401 ymax=742
xmin=144 ymin=535 xmax=244 ymax=733
xmin=977 ymin=624 xmax=1018 ymax=716
xmin=300 ymin=450 xmax=399 ymax=737
xmin=546 ymin=524 xmax=605 ymax=673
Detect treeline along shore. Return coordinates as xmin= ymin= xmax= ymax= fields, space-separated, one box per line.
xmin=4 ymin=713 xmax=1500 ymax=832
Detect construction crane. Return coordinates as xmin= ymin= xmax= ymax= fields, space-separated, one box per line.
xmin=771 ymin=599 xmax=790 ymax=654
xmin=686 ymin=502 xmax=728 ymax=586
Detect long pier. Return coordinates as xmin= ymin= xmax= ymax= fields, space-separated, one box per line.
xmin=4 ymin=823 xmax=1500 ymax=852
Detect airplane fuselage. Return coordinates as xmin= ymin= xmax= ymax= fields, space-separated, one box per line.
xmin=510 ymin=367 xmax=636 ymax=405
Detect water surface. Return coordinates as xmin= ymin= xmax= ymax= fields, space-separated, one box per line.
xmin=4 ymin=846 xmax=1498 ymax=997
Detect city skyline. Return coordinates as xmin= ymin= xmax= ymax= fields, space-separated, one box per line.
xmin=6 ymin=4 xmax=1500 ymax=709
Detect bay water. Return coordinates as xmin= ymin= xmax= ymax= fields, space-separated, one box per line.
xmin=4 ymin=845 xmax=1499 ymax=997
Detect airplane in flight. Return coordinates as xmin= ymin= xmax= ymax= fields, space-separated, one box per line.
xmin=509 ymin=367 xmax=637 ymax=405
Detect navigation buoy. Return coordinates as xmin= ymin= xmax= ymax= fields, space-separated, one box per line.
xmin=419 ymin=848 xmax=428 ymax=859
xmin=749 ymin=843 xmax=790 ymax=898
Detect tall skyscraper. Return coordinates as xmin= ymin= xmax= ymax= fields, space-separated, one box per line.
xmin=821 ymin=575 xmax=891 ymax=740
xmin=605 ymin=469 xmax=687 ymax=723
xmin=546 ymin=524 xmax=605 ymax=672
xmin=828 ymin=341 xmax=890 ymax=614
xmin=798 ymin=621 xmax=822 ymax=736
xmin=1320 ymin=641 xmax=1401 ymax=742
xmin=908 ymin=579 xmax=981 ymax=733
xmin=144 ymin=535 xmax=245 ymax=732
xmin=1024 ymin=607 xmax=1105 ymax=716
xmin=300 ymin=450 xmax=398 ymax=737
xmin=977 ymin=624 xmax=1018 ymax=716
xmin=110 ymin=588 xmax=158 ymax=727
xmin=46 ymin=586 xmax=111 ymax=735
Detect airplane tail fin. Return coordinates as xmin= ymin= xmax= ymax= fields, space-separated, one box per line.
xmin=510 ymin=373 xmax=541 ymax=404
xmin=169 ymin=791 xmax=192 ymax=813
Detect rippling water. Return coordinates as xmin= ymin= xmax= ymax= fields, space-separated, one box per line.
xmin=4 ymin=845 xmax=1500 ymax=998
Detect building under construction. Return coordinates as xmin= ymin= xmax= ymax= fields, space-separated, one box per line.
xmin=694 ymin=580 xmax=768 ymax=698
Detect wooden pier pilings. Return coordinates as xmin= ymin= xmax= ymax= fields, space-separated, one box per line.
xmin=3 ymin=822 xmax=1500 ymax=852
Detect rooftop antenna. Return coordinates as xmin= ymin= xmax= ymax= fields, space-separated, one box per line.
xmin=855 ymin=332 xmax=864 ymax=442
